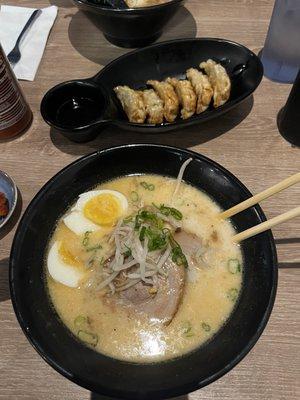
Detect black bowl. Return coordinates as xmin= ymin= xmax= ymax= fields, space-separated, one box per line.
xmin=41 ymin=38 xmax=263 ymax=142
xmin=72 ymin=0 xmax=185 ymax=48
xmin=10 ymin=145 xmax=277 ymax=399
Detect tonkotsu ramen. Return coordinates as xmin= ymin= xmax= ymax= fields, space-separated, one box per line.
xmin=46 ymin=160 xmax=243 ymax=362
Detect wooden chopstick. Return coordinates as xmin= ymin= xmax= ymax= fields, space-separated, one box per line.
xmin=232 ymin=206 xmax=300 ymax=242
xmin=219 ymin=172 xmax=300 ymax=220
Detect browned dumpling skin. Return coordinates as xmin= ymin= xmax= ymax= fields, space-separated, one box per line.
xmin=166 ymin=77 xmax=197 ymax=120
xmin=147 ymin=80 xmax=179 ymax=123
xmin=114 ymin=86 xmax=146 ymax=123
xmin=186 ymin=68 xmax=213 ymax=113
xmin=199 ymin=59 xmax=231 ymax=108
xmin=125 ymin=0 xmax=167 ymax=7
xmin=141 ymin=89 xmax=164 ymax=124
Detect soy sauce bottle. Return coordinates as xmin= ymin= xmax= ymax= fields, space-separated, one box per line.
xmin=0 ymin=43 xmax=32 ymax=139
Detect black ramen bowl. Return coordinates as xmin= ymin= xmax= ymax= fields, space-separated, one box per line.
xmin=71 ymin=0 xmax=185 ymax=48
xmin=10 ymin=145 xmax=277 ymax=399
xmin=40 ymin=38 xmax=263 ymax=143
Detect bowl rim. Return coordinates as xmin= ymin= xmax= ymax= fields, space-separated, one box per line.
xmin=40 ymin=37 xmax=263 ymax=132
xmin=9 ymin=144 xmax=278 ymax=398
xmin=73 ymin=0 xmax=185 ymax=13
xmin=0 ymin=170 xmax=18 ymax=230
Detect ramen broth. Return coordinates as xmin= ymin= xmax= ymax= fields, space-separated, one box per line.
xmin=47 ymin=175 xmax=243 ymax=362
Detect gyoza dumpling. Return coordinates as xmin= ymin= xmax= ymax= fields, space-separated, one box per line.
xmin=114 ymin=86 xmax=146 ymax=123
xmin=147 ymin=80 xmax=179 ymax=123
xmin=141 ymin=89 xmax=164 ymax=124
xmin=199 ymin=59 xmax=231 ymax=108
xmin=166 ymin=77 xmax=197 ymax=120
xmin=125 ymin=0 xmax=166 ymax=7
xmin=186 ymin=68 xmax=213 ymax=113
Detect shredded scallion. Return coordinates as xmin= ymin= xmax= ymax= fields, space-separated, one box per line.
xmin=140 ymin=182 xmax=155 ymax=191
xmin=227 ymin=259 xmax=241 ymax=274
xmin=227 ymin=288 xmax=239 ymax=301
xmin=74 ymin=315 xmax=87 ymax=328
xmin=201 ymin=322 xmax=211 ymax=332
xmin=82 ymin=231 xmax=91 ymax=247
xmin=182 ymin=321 xmax=194 ymax=337
xmin=153 ymin=204 xmax=183 ymax=221
xmin=130 ymin=191 xmax=139 ymax=202
xmin=78 ymin=330 xmax=98 ymax=347
xmin=86 ymin=244 xmax=102 ymax=252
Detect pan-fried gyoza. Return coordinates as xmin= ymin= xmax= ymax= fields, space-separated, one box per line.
xmin=186 ymin=68 xmax=214 ymax=113
xmin=114 ymin=59 xmax=231 ymax=124
xmin=113 ymin=86 xmax=146 ymax=123
xmin=141 ymin=89 xmax=164 ymax=124
xmin=166 ymin=77 xmax=197 ymax=120
xmin=147 ymin=80 xmax=179 ymax=123
xmin=200 ymin=59 xmax=231 ymax=108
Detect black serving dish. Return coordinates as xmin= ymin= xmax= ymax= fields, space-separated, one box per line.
xmin=41 ymin=38 xmax=263 ymax=143
xmin=10 ymin=144 xmax=277 ymax=399
xmin=71 ymin=0 xmax=185 ymax=48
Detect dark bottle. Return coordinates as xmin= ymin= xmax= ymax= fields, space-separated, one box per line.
xmin=277 ymin=68 xmax=300 ymax=147
xmin=0 ymin=43 xmax=32 ymax=140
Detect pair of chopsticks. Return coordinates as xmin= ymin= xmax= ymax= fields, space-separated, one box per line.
xmin=219 ymin=173 xmax=300 ymax=242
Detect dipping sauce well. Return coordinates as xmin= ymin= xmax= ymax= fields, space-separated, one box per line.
xmin=56 ymin=97 xmax=101 ymax=128
xmin=42 ymin=81 xmax=107 ymax=130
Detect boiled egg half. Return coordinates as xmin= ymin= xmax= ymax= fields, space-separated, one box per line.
xmin=47 ymin=241 xmax=86 ymax=287
xmin=63 ymin=190 xmax=128 ymax=235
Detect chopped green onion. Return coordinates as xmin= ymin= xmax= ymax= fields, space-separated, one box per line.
xmin=86 ymin=244 xmax=102 ymax=252
xmin=78 ymin=330 xmax=98 ymax=347
xmin=140 ymin=182 xmax=155 ymax=191
xmin=153 ymin=204 xmax=183 ymax=221
xmin=123 ymin=245 xmax=132 ymax=257
xmin=82 ymin=231 xmax=91 ymax=247
xmin=171 ymin=247 xmax=188 ymax=268
xmin=182 ymin=321 xmax=194 ymax=337
xmin=140 ymin=210 xmax=164 ymax=228
xmin=142 ymin=226 xmax=168 ymax=252
xmin=227 ymin=259 xmax=241 ymax=274
xmin=227 ymin=288 xmax=239 ymax=301
xmin=182 ymin=321 xmax=192 ymax=332
xmin=201 ymin=322 xmax=211 ymax=332
xmin=99 ymin=257 xmax=104 ymax=266
xmin=123 ymin=215 xmax=133 ymax=224
xmin=139 ymin=226 xmax=146 ymax=241
xmin=170 ymin=208 xmax=182 ymax=221
xmin=130 ymin=191 xmax=139 ymax=202
xmin=184 ymin=331 xmax=194 ymax=337
xmin=169 ymin=235 xmax=188 ymax=268
xmin=88 ymin=258 xmax=95 ymax=267
xmin=135 ymin=209 xmax=164 ymax=230
xmin=74 ymin=315 xmax=87 ymax=328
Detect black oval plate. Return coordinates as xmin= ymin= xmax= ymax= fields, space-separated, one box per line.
xmin=98 ymin=38 xmax=263 ymax=132
xmin=41 ymin=38 xmax=263 ymax=139
xmin=10 ymin=145 xmax=277 ymax=399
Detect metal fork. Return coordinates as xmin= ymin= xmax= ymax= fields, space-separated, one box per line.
xmin=7 ymin=9 xmax=42 ymax=66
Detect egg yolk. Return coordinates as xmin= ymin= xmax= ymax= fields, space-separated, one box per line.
xmin=83 ymin=194 xmax=121 ymax=226
xmin=59 ymin=242 xmax=82 ymax=268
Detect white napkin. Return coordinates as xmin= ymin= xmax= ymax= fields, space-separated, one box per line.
xmin=0 ymin=5 xmax=58 ymax=81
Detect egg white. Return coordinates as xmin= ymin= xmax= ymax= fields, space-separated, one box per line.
xmin=63 ymin=190 xmax=128 ymax=236
xmin=47 ymin=241 xmax=85 ymax=288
